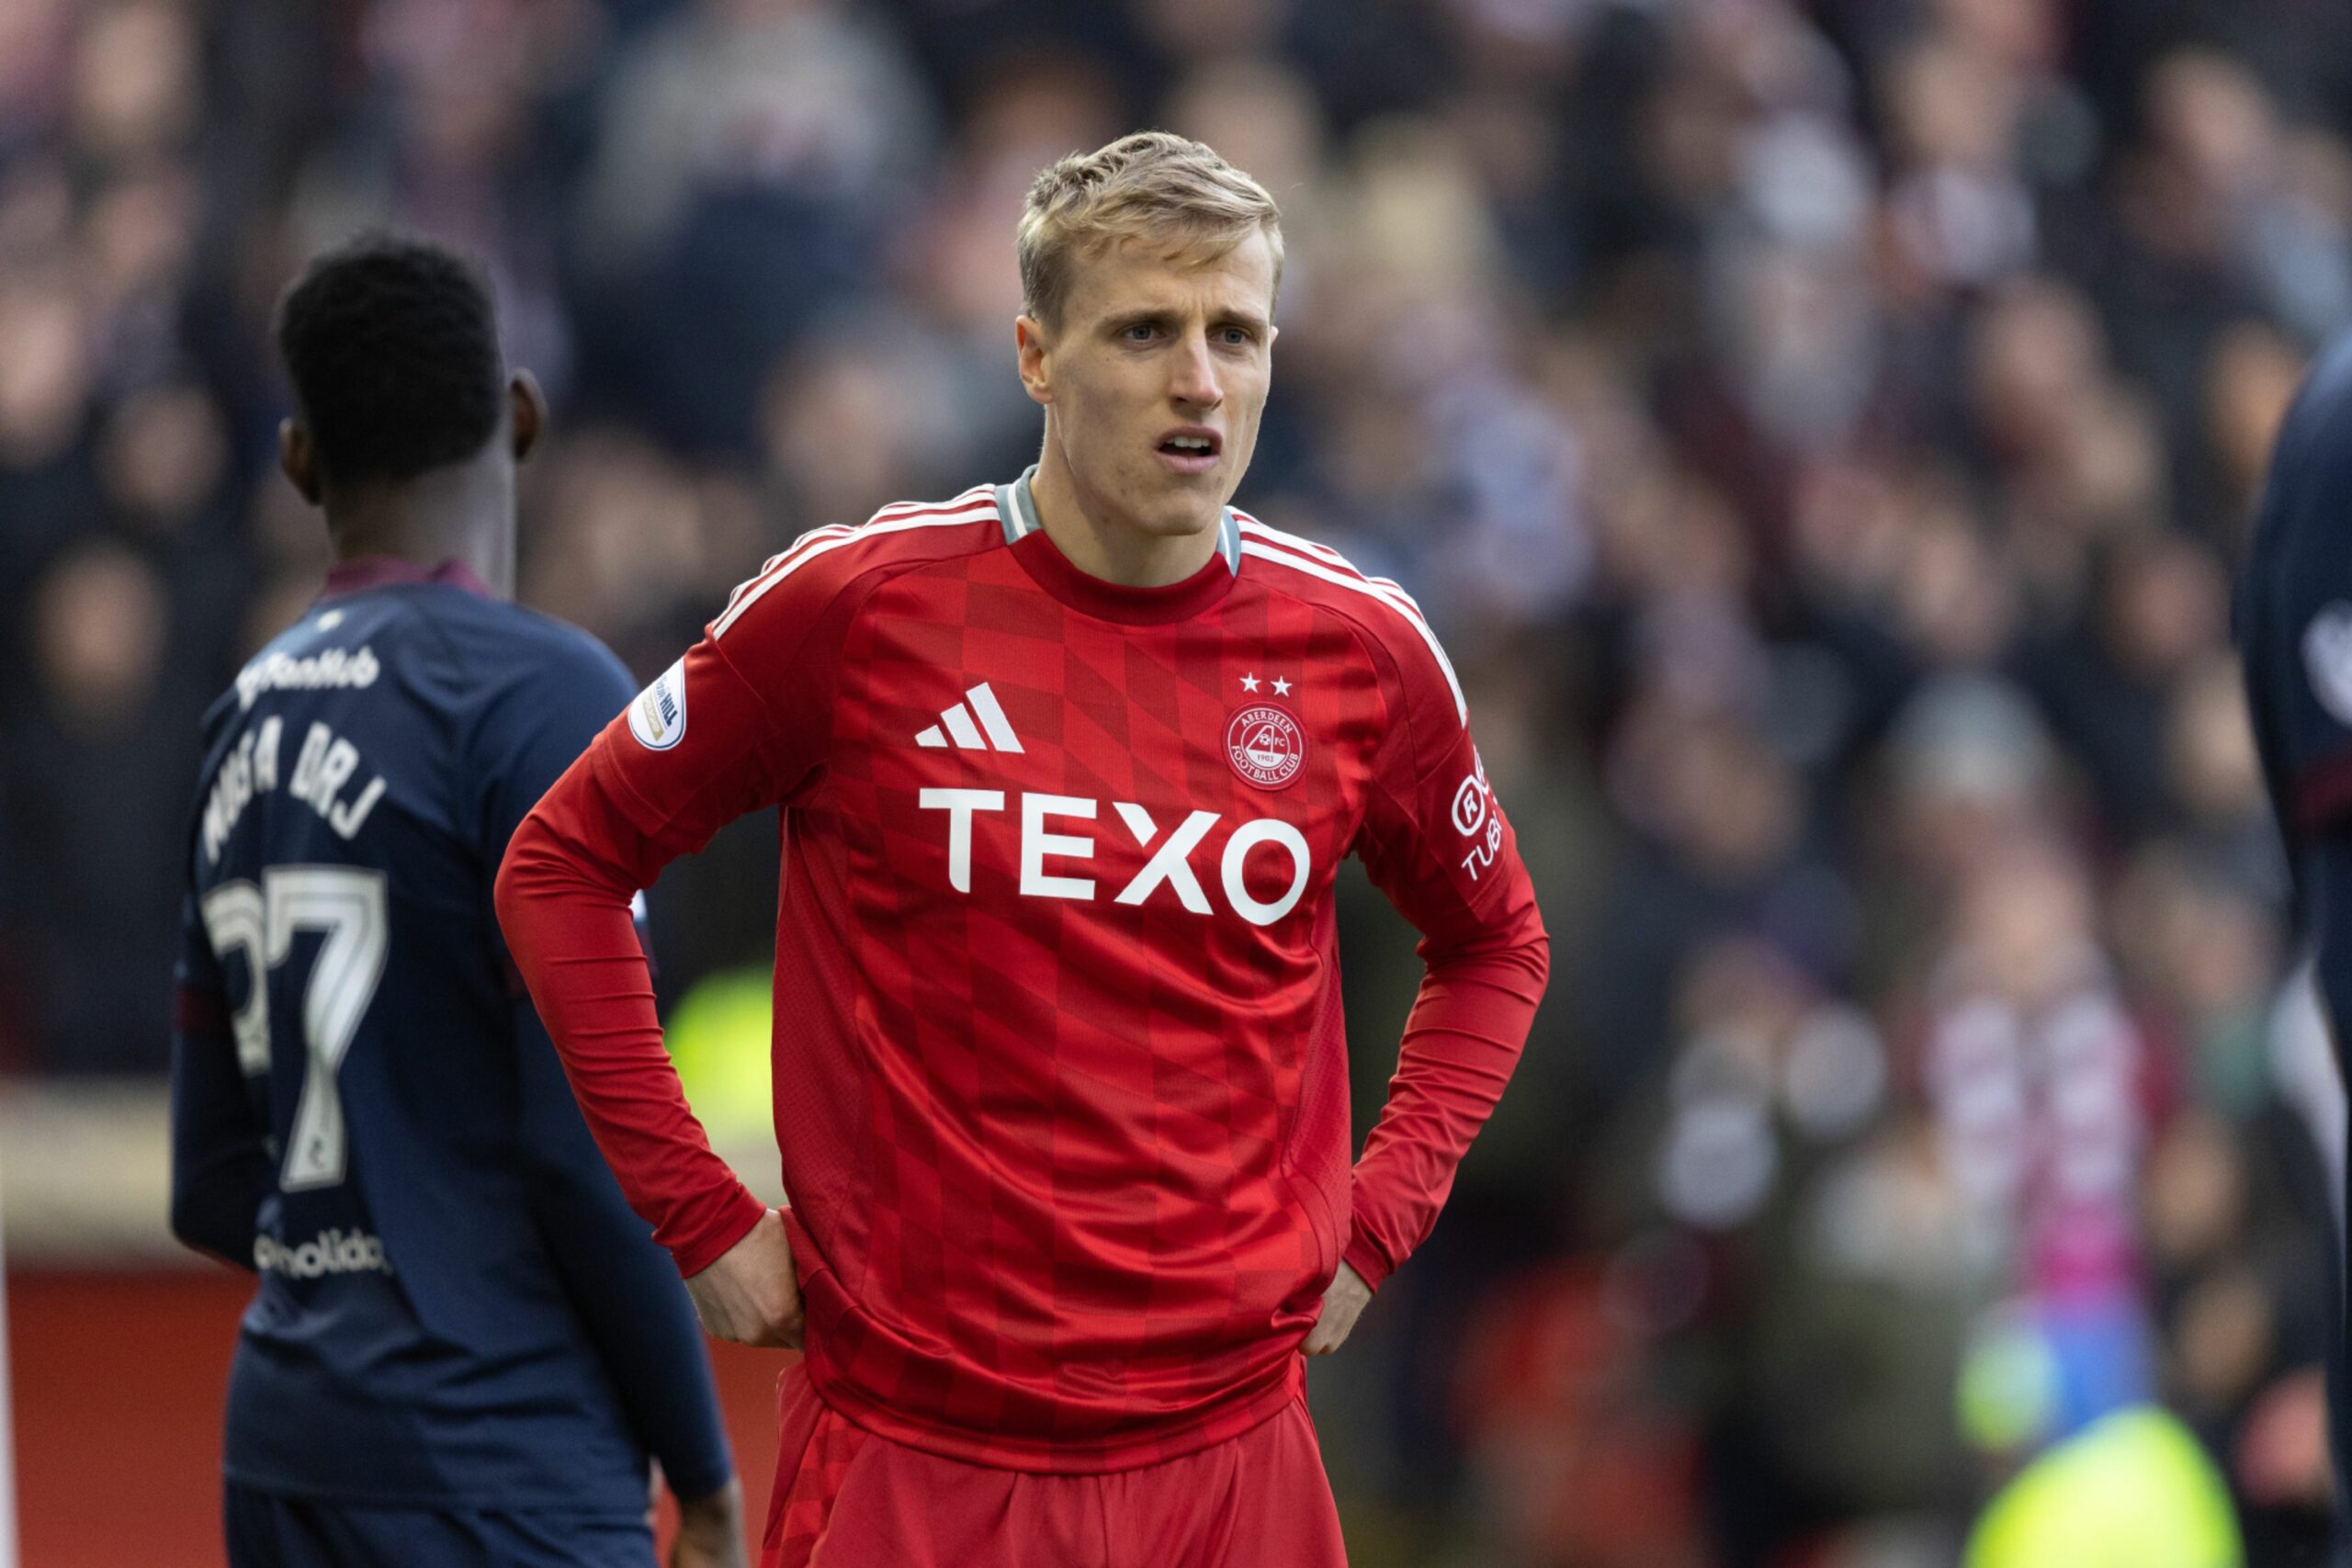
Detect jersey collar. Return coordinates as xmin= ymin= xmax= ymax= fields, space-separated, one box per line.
xmin=319 ymin=556 xmax=495 ymax=604
xmin=995 ymin=468 xmax=1241 ymax=626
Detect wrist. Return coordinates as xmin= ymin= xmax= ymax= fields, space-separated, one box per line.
xmin=677 ymin=1475 xmax=743 ymax=1519
xmin=1340 ymin=1233 xmax=1391 ymax=1292
xmin=670 ymin=1186 xmax=769 ymax=1279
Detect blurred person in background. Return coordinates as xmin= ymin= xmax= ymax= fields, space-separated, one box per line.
xmin=167 ymin=234 xmax=743 ymax=1568
xmin=6 ymin=540 xmax=190 ymax=1072
xmin=496 ymin=130 xmax=1547 ymax=1566
xmin=571 ymin=0 xmax=935 ymax=453
xmin=1922 ymin=837 xmax=2156 ymax=1433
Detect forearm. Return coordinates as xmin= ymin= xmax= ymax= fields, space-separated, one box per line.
xmin=509 ymin=995 xmax=733 ymax=1496
xmin=167 ymin=996 xmax=268 ymax=1269
xmin=1345 ymin=930 xmax=1549 ymax=1288
xmin=168 ymin=1154 xmax=266 ymax=1269
xmin=495 ymin=780 xmax=765 ymax=1277
xmin=534 ymin=1208 xmax=736 ymax=1499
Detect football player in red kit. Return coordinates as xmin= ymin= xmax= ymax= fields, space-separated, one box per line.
xmin=497 ymin=132 xmax=1549 ymax=1566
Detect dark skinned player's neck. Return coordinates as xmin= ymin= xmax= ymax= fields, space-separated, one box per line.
xmin=325 ymin=462 xmax=515 ymax=599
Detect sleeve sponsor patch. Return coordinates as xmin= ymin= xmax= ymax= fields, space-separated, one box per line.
xmin=627 ymin=658 xmax=688 ymax=750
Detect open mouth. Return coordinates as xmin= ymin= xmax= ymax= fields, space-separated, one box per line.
xmin=1158 ymin=429 xmax=1221 ymax=458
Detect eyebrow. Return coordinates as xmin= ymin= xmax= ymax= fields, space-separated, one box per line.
xmin=1101 ymin=308 xmax=1174 ymax=334
xmin=1100 ymin=306 xmax=1271 ymax=336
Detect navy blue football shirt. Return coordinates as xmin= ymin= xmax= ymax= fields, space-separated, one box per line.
xmin=2246 ymin=335 xmax=2352 ymax=879
xmin=2241 ymin=330 xmax=2352 ymax=1520
xmin=168 ymin=557 xmax=731 ymax=1515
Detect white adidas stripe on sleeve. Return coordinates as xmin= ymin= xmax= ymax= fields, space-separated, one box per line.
xmin=1237 ymin=534 xmax=1467 ymax=724
xmin=1237 ymin=517 xmax=1430 ymax=622
xmin=713 ymin=490 xmax=996 ymax=638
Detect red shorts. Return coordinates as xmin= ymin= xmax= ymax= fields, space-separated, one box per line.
xmin=759 ymin=1364 xmax=1349 ymax=1568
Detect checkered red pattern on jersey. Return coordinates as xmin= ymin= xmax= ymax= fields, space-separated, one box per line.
xmin=497 ymin=483 xmax=1549 ymax=1471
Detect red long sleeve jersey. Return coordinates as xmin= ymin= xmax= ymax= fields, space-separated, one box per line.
xmin=497 ymin=479 xmax=1549 ymax=1472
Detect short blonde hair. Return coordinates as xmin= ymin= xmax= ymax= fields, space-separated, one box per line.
xmin=1018 ymin=131 xmax=1284 ymax=330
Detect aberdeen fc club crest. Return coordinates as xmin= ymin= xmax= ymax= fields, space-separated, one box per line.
xmin=1226 ymin=703 xmax=1306 ymax=790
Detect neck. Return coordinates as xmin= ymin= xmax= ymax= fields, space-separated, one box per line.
xmin=325 ymin=462 xmax=514 ymax=598
xmin=1029 ymin=434 xmax=1219 ymax=589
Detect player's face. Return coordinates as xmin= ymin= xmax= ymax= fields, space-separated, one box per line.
xmin=1029 ymin=230 xmax=1277 ymax=545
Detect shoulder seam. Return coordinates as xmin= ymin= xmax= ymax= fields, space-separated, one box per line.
xmin=1247 ymin=566 xmax=1408 ymax=775
xmin=1234 ymin=516 xmax=1465 ymax=726
xmin=1233 ymin=513 xmax=1422 ymax=605
xmin=714 ymin=486 xmax=999 ymax=638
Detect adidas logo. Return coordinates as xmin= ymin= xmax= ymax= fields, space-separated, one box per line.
xmin=917 ymin=682 xmax=1024 ymax=752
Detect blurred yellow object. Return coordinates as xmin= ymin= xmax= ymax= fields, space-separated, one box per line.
xmin=664 ymin=965 xmax=775 ymax=1148
xmin=1963 ymin=1405 xmax=2241 ymax=1568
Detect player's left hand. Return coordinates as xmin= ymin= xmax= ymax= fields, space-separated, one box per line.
xmin=1302 ymin=1262 xmax=1372 ymax=1356
xmin=684 ymin=1208 xmax=803 ymax=1349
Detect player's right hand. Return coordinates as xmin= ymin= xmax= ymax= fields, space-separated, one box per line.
xmin=671 ymin=1477 xmax=748 ymax=1568
xmin=684 ymin=1208 xmax=804 ymax=1348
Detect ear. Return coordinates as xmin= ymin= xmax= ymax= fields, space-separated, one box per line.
xmin=1015 ymin=315 xmax=1053 ymax=408
xmin=509 ymin=370 xmax=547 ymax=464
xmin=278 ymin=419 xmax=322 ymax=505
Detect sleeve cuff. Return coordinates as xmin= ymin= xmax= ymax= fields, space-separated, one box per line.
xmin=661 ymin=1452 xmax=736 ymax=1505
xmin=1341 ymin=1231 xmax=1395 ymax=1292
xmin=665 ymin=1184 xmax=770 ymax=1280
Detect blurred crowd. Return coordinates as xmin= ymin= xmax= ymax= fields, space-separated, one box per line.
xmin=6 ymin=0 xmax=2352 ymax=1562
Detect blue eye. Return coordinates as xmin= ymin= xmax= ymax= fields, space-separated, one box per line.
xmin=1125 ymin=323 xmax=1157 ymax=343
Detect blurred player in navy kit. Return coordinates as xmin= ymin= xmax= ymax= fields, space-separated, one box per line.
xmin=2242 ymin=332 xmax=2352 ymax=1552
xmin=166 ymin=234 xmax=746 ymax=1568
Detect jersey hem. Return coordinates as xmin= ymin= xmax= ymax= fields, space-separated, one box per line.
xmin=220 ymin=1461 xmax=653 ymax=1519
xmin=798 ymin=1348 xmax=1306 ymax=1476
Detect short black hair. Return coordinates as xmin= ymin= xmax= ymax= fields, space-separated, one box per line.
xmin=274 ymin=232 xmax=505 ymax=490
